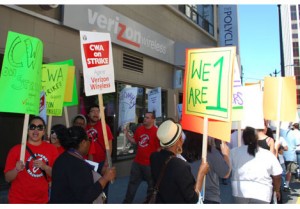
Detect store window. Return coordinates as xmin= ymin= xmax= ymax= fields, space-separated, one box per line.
xmin=81 ymin=79 xmax=167 ymax=161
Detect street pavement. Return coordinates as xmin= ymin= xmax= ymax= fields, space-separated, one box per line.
xmin=107 ymin=175 xmax=300 ymax=204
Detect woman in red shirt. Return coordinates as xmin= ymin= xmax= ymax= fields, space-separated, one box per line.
xmin=4 ymin=116 xmax=58 ymax=203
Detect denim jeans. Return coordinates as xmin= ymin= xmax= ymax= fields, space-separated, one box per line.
xmin=280 ymin=163 xmax=286 ymax=187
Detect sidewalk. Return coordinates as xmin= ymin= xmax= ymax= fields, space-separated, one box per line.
xmin=107 ymin=175 xmax=300 ymax=204
xmin=1 ymin=171 xmax=299 ymax=204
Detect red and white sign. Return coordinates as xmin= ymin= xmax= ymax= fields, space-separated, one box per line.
xmin=80 ymin=31 xmax=115 ymax=96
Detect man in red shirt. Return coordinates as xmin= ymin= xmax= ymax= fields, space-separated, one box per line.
xmin=123 ymin=112 xmax=161 ymax=203
xmin=85 ymin=104 xmax=113 ymax=202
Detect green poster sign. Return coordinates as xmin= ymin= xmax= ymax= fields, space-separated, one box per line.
xmin=51 ymin=60 xmax=78 ymax=107
xmin=0 ymin=31 xmax=43 ymax=115
xmin=42 ymin=64 xmax=68 ymax=116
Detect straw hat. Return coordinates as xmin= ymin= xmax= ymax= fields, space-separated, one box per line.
xmin=157 ymin=120 xmax=182 ymax=148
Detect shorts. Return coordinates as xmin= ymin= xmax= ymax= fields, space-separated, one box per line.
xmin=285 ymin=161 xmax=298 ymax=173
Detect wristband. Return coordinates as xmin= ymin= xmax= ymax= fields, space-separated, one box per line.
xmin=274 ymin=188 xmax=280 ymax=192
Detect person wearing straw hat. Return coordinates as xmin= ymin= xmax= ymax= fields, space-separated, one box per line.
xmin=150 ymin=120 xmax=209 ymax=203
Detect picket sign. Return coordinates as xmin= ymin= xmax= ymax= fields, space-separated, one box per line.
xmin=20 ymin=114 xmax=30 ymax=162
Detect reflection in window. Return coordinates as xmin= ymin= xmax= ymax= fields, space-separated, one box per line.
xmin=179 ymin=4 xmax=214 ymax=36
xmin=115 ymin=83 xmax=166 ymax=159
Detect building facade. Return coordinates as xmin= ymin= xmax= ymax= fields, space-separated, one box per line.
xmin=280 ymin=5 xmax=300 ymax=110
xmin=0 ymin=5 xmax=219 ymax=176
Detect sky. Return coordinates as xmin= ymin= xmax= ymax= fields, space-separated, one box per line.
xmin=238 ymin=4 xmax=281 ymax=84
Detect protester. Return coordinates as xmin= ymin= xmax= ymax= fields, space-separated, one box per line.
xmin=291 ymin=123 xmax=300 ymax=173
xmin=86 ymin=104 xmax=113 ymax=167
xmin=73 ymin=113 xmax=95 ymax=161
xmin=230 ymin=126 xmax=282 ymax=203
xmin=86 ymin=104 xmax=114 ymax=202
xmin=4 ymin=116 xmax=58 ymax=203
xmin=50 ymin=126 xmax=116 ymax=203
xmin=123 ymin=112 xmax=161 ymax=203
xmin=72 ymin=114 xmax=87 ymax=129
xmin=182 ymin=130 xmax=231 ymax=203
xmin=50 ymin=124 xmax=68 ymax=155
xmin=150 ymin=120 xmax=209 ymax=203
xmin=281 ymin=123 xmax=300 ymax=191
xmin=278 ymin=145 xmax=287 ymax=188
xmin=257 ymin=120 xmax=275 ymax=155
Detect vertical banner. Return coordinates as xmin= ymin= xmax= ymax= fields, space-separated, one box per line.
xmin=41 ymin=64 xmax=68 ymax=116
xmin=182 ymin=46 xmax=235 ymax=142
xmin=0 ymin=31 xmax=43 ymax=115
xmin=148 ymin=87 xmax=162 ymax=117
xmin=218 ymin=5 xmax=239 ymax=53
xmin=80 ymin=31 xmax=115 ymax=96
xmin=118 ymin=87 xmax=138 ymax=127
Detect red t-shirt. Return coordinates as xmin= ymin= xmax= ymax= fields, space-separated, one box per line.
xmin=4 ymin=141 xmax=58 ymax=203
xmin=57 ymin=146 xmax=65 ymax=156
xmin=86 ymin=121 xmax=113 ymax=163
xmin=134 ymin=125 xmax=160 ymax=166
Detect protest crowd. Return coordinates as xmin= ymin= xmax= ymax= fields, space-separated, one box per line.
xmin=2 ymin=111 xmax=300 ymax=204
xmin=0 ymin=16 xmax=300 ymax=204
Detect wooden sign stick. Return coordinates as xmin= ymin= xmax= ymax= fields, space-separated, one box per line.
xmin=47 ymin=116 xmax=53 ymax=138
xmin=200 ymin=116 xmax=209 ymax=200
xmin=98 ymin=94 xmax=112 ymax=168
xmin=20 ymin=114 xmax=30 ymax=162
xmin=64 ymin=106 xmax=70 ymax=128
xmin=275 ymin=78 xmax=283 ymax=157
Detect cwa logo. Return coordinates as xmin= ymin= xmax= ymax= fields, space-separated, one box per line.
xmin=83 ymin=41 xmax=109 ymax=68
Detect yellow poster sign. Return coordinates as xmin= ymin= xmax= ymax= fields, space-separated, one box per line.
xmin=64 ymin=66 xmax=75 ymax=102
xmin=263 ymin=76 xmax=297 ymax=122
xmin=184 ymin=47 xmax=235 ymax=122
xmin=182 ymin=46 xmax=236 ymax=142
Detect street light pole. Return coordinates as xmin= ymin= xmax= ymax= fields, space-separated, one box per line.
xmin=272 ymin=69 xmax=281 ymax=77
xmin=278 ymin=4 xmax=285 ymax=76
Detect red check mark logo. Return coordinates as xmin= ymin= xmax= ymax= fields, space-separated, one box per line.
xmin=117 ymin=23 xmax=140 ymax=48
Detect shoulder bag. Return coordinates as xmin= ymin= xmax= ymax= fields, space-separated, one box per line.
xmin=146 ymin=155 xmax=175 ymax=204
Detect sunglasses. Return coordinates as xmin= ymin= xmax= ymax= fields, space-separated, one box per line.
xmin=29 ymin=124 xmax=45 ymax=131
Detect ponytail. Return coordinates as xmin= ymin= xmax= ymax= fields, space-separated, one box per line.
xmin=242 ymin=126 xmax=258 ymax=157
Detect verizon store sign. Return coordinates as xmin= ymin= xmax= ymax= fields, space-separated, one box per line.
xmin=63 ymin=5 xmax=175 ymax=64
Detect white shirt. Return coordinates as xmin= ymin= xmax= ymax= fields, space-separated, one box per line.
xmin=230 ymin=146 xmax=282 ymax=202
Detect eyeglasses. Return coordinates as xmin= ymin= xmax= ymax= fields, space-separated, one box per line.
xmin=29 ymin=124 xmax=44 ymax=131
